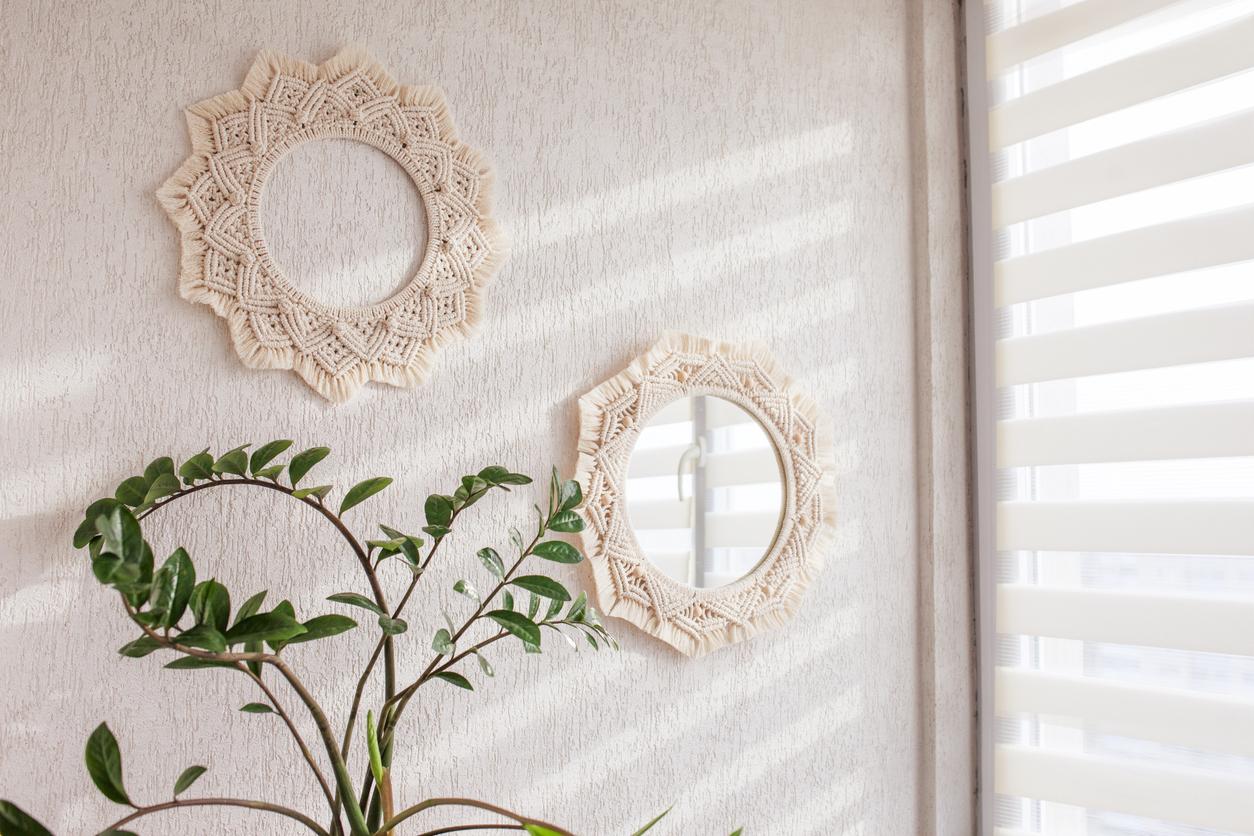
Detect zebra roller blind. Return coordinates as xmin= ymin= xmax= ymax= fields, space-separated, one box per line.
xmin=970 ymin=1 xmax=1254 ymax=833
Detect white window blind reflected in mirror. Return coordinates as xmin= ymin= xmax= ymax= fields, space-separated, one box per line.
xmin=975 ymin=0 xmax=1254 ymax=833
xmin=625 ymin=395 xmax=784 ymax=589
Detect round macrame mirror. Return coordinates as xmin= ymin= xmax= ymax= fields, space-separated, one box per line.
xmin=575 ymin=332 xmax=836 ymax=657
xmin=158 ymin=48 xmax=503 ymax=402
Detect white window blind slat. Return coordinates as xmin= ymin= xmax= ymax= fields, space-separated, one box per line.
xmin=992 ymin=107 xmax=1254 ymax=225
xmin=977 ymin=2 xmax=1254 ymax=832
xmin=996 ymin=301 xmax=1254 ymax=385
xmin=996 ymin=668 xmax=1254 ymax=757
xmin=997 ymin=400 xmax=1254 ymax=466
xmin=997 ymin=500 xmax=1254 ymax=554
xmin=997 ymin=584 xmax=1254 ymax=655
xmin=989 ymin=13 xmax=1254 ymax=149
xmin=704 ymin=511 xmax=780 ymax=549
xmin=994 ymin=203 xmax=1254 ymax=305
xmin=984 ymin=0 xmax=1181 ymax=75
xmin=996 ymin=745 xmax=1254 ymax=834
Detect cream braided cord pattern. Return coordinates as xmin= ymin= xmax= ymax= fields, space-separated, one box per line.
xmin=158 ymin=48 xmax=505 ymax=402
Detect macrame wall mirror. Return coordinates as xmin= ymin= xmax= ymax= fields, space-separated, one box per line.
xmin=158 ymin=49 xmax=503 ymax=402
xmin=575 ymin=333 xmax=836 ymax=656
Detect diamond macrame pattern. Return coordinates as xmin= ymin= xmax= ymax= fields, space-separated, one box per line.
xmin=158 ymin=49 xmax=503 ymax=402
xmin=575 ymin=333 xmax=835 ymax=657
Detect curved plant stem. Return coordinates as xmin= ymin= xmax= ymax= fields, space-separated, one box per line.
xmin=138 ymin=476 xmax=398 ymax=696
xmin=122 ymin=604 xmax=369 ymax=836
xmin=374 ymin=798 xmax=574 ymax=836
xmin=239 ymin=664 xmax=338 ymax=818
xmin=417 ymin=826 xmax=525 ymax=835
xmin=100 ymin=797 xmax=332 ymax=835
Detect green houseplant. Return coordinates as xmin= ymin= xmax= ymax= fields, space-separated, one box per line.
xmin=0 ymin=442 xmax=643 ymax=836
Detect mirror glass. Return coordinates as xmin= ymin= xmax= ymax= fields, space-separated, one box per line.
xmin=625 ymin=395 xmax=784 ymax=588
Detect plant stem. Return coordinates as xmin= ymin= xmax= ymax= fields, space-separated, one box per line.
xmin=238 ymin=664 xmax=338 ymax=820
xmin=417 ymin=826 xmax=526 ymax=835
xmin=122 ymin=605 xmax=370 ymax=836
xmin=138 ymin=476 xmax=398 ymax=696
xmin=373 ymin=798 xmax=574 ymax=836
xmin=99 ymin=797 xmax=332 ymax=835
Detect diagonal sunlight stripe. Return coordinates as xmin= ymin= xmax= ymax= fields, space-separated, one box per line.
xmin=494 ymin=202 xmax=851 ymax=335
xmin=518 ymin=609 xmax=862 ymax=797
xmin=527 ymin=125 xmax=852 ymax=248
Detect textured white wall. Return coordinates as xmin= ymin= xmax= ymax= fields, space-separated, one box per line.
xmin=0 ymin=1 xmax=971 ymax=834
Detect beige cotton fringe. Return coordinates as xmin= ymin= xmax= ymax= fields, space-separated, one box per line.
xmin=574 ymin=332 xmax=837 ymax=657
xmin=157 ymin=48 xmax=506 ymax=403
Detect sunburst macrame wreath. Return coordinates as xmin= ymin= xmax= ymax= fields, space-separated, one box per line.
xmin=157 ymin=49 xmax=504 ymax=402
xmin=575 ymin=333 xmax=836 ymax=656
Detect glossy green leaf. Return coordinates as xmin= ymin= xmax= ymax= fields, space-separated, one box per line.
xmin=566 ymin=592 xmax=588 ymax=623
xmin=84 ymin=722 xmax=130 ymax=805
xmin=424 ymin=494 xmax=454 ymax=528
xmin=149 ymin=547 xmax=195 ymax=628
xmin=292 ymin=484 xmax=332 ymax=500
xmin=288 ymin=447 xmax=330 ymax=486
xmin=326 ymin=592 xmax=384 ymax=616
xmin=0 ymin=800 xmax=54 ymax=836
xmin=477 ymin=465 xmax=511 ymax=484
xmin=498 ymin=472 xmax=532 ymax=486
xmin=509 ymin=526 xmax=525 ymax=553
xmin=115 ymin=475 xmax=149 ymax=507
xmin=434 ymin=671 xmax=473 ymax=690
xmin=173 ymin=764 xmax=207 ymax=796
xmin=211 ymin=444 xmax=249 ymax=476
xmin=527 ymin=592 xmax=541 ymax=621
xmin=99 ymin=830 xmax=138 ymax=836
xmin=164 ymin=657 xmax=235 ymax=670
xmin=225 ymin=613 xmax=306 ymax=646
xmin=174 ymin=624 xmax=227 ymax=653
xmin=233 ymin=590 xmax=268 ymax=627
xmin=543 ymin=597 xmax=564 ymax=622
xmin=178 ymin=449 xmax=214 ymax=483
xmin=74 ymin=498 xmax=120 ymax=548
xmin=189 ymin=579 xmax=230 ymax=631
xmin=533 ymin=540 xmax=582 ymax=564
xmin=378 ymin=616 xmax=408 ymax=636
xmin=431 ymin=628 xmax=454 ymax=654
xmin=142 ymin=472 xmax=181 ymax=505
xmin=476 ymin=547 xmax=505 ymax=580
xmin=548 ymin=510 xmax=584 ymax=533
xmin=487 ymin=610 xmax=541 ymax=647
xmin=502 ymin=590 xmax=515 ymax=611
xmin=630 ymin=806 xmax=672 ymax=836
xmin=117 ymin=636 xmax=163 ymax=658
xmin=728 ymin=829 xmax=743 ymax=835
xmin=252 ymin=464 xmax=284 ymax=480
xmin=249 ymin=440 xmax=293 ymax=475
xmin=284 ymin=614 xmax=357 ymax=645
xmin=142 ymin=456 xmax=175 ymax=482
xmin=474 ymin=650 xmax=494 ymax=677
xmin=453 ymin=579 xmax=479 ymax=602
xmin=340 ymin=477 xmax=392 ymax=515
xmin=239 ymin=702 xmax=274 ymax=714
xmin=559 ymin=479 xmax=583 ymax=512
xmin=511 ymin=575 xmax=571 ymax=602
xmin=96 ymin=506 xmax=145 ymax=566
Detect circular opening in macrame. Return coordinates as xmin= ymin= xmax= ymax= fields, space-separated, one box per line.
xmin=158 ymin=49 xmax=504 ymax=403
xmin=259 ymin=137 xmax=429 ymax=309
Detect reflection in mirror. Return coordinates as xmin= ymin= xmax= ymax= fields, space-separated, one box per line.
xmin=625 ymin=395 xmax=784 ymax=589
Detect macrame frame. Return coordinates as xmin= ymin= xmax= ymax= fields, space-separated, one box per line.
xmin=575 ymin=333 xmax=836 ymax=657
xmin=157 ymin=48 xmax=504 ymax=402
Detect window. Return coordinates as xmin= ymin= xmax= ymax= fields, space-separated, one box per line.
xmin=967 ymin=1 xmax=1254 ymax=833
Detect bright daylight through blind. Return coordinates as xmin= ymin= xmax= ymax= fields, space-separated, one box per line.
xmin=976 ymin=0 xmax=1254 ymax=833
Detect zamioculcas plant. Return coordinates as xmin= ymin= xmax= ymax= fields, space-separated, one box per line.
xmin=0 ymin=442 xmax=655 ymax=836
